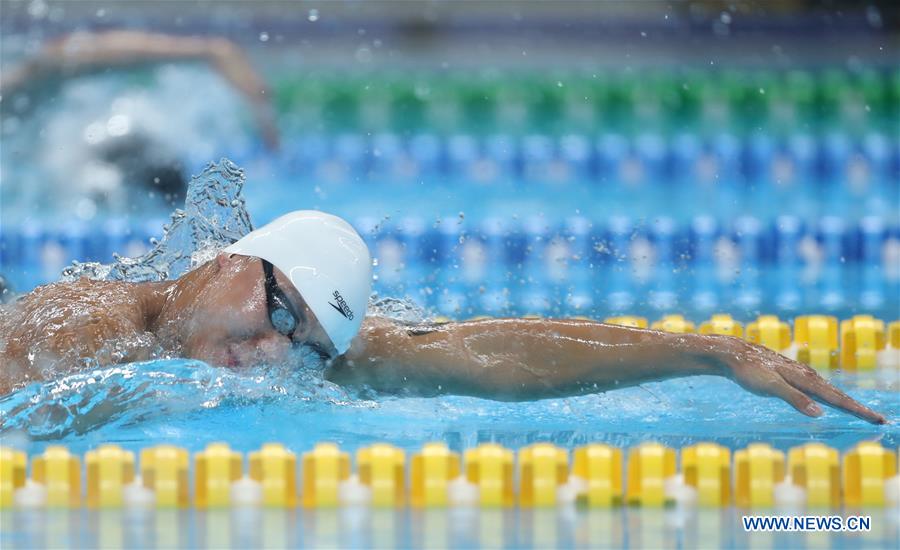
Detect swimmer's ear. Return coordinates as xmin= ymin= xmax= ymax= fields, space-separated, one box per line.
xmin=215 ymin=252 xmax=250 ymax=272
xmin=215 ymin=252 xmax=233 ymax=270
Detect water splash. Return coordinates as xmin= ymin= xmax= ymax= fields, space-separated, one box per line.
xmin=58 ymin=157 xmax=428 ymax=323
xmin=366 ymin=294 xmax=429 ymax=324
xmin=0 ymin=358 xmax=369 ymax=440
xmin=61 ymin=158 xmax=253 ymax=282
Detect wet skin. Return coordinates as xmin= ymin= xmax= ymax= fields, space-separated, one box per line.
xmin=0 ymin=254 xmax=334 ymax=392
xmin=0 ymin=254 xmax=888 ymax=424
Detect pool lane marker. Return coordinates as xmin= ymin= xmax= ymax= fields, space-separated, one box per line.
xmin=734 ymin=444 xmax=785 ymax=508
xmin=1 ymin=440 xmax=898 ymax=509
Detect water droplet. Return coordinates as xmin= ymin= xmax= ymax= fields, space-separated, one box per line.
xmin=28 ymin=0 xmax=48 ymax=19
xmin=308 ymin=9 xmax=319 ymax=22
xmin=355 ymin=46 xmax=372 ymax=63
xmin=259 ymin=32 xmax=269 ymax=42
xmin=106 ymin=114 xmax=131 ymax=137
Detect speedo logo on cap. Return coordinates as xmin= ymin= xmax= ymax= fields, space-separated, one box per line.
xmin=328 ymin=290 xmax=354 ymax=320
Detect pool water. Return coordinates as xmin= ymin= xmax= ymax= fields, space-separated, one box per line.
xmin=3 ymin=508 xmax=898 ymax=549
xmin=1 ymin=359 xmax=898 ymax=458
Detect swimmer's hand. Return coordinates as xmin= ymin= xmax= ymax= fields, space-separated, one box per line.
xmin=717 ymin=337 xmax=887 ymax=424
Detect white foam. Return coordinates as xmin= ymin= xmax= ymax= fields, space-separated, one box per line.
xmin=782 ymin=343 xmax=799 ymax=361
xmin=14 ymin=480 xmax=47 ymax=508
xmin=338 ymin=474 xmax=372 ymax=506
xmin=877 ymin=348 xmax=900 ymax=369
xmin=556 ymin=474 xmax=588 ymax=506
xmin=885 ymin=474 xmax=900 ymax=508
xmin=774 ymin=477 xmax=806 ymax=510
xmin=447 ymin=475 xmax=479 ymax=507
xmin=664 ymin=474 xmax=697 ymax=507
xmin=123 ymin=476 xmax=156 ymax=508
xmin=230 ymin=476 xmax=262 ymax=507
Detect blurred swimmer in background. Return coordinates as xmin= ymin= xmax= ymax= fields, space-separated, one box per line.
xmin=1 ymin=30 xmax=279 ymax=215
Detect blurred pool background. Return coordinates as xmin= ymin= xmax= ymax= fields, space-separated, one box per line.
xmin=1 ymin=0 xmax=897 ymax=323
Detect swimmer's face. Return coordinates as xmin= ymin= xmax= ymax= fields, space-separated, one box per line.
xmin=181 ymin=254 xmax=335 ymax=369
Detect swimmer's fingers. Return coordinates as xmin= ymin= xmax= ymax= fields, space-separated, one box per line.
xmin=776 ymin=362 xmax=887 ymax=425
xmin=723 ymin=337 xmax=887 ymax=424
xmin=727 ymin=354 xmax=819 ymax=416
xmin=763 ymin=375 xmax=823 ymax=418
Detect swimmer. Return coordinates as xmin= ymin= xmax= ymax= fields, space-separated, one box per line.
xmin=0 ymin=211 xmax=887 ymax=424
xmin=2 ymin=30 xmax=279 ymax=148
xmin=2 ymin=31 xmax=278 ymax=209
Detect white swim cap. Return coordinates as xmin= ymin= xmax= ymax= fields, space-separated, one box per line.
xmin=223 ymin=210 xmax=372 ymax=355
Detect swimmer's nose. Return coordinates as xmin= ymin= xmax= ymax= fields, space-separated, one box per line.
xmin=253 ymin=333 xmax=292 ymax=363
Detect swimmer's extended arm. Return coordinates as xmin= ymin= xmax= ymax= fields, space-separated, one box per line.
xmin=327 ymin=317 xmax=887 ymax=424
xmin=1 ymin=30 xmax=278 ymax=148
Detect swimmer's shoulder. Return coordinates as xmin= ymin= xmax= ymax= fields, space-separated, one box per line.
xmin=7 ymin=279 xmax=148 ymax=344
xmin=0 ymin=279 xmax=165 ymax=390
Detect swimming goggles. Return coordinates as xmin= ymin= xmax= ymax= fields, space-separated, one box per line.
xmin=262 ymin=259 xmax=333 ymax=361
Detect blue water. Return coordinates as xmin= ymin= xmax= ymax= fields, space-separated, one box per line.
xmin=2 ymin=358 xmax=897 ymax=459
